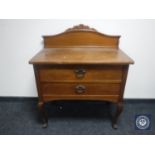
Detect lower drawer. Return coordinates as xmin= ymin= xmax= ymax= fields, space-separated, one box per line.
xmin=41 ymin=83 xmax=121 ymax=95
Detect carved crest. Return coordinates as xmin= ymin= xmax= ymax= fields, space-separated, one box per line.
xmin=65 ymin=24 xmax=97 ymax=32
xmin=43 ymin=24 xmax=120 ymax=48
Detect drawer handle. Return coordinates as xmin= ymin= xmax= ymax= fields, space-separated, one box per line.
xmin=74 ymin=68 xmax=86 ymax=78
xmin=75 ymin=85 xmax=86 ymax=94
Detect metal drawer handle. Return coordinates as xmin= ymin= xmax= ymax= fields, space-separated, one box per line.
xmin=75 ymin=85 xmax=86 ymax=94
xmin=74 ymin=68 xmax=86 ymax=78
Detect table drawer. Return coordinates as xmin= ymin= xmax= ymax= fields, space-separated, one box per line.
xmin=41 ymin=83 xmax=121 ymax=95
xmin=39 ymin=66 xmax=123 ymax=82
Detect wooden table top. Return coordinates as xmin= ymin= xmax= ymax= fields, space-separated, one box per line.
xmin=29 ymin=47 xmax=134 ymax=65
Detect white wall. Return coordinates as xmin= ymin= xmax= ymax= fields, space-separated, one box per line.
xmin=0 ymin=19 xmax=155 ymax=98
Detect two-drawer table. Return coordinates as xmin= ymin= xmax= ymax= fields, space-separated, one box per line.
xmin=29 ymin=24 xmax=134 ymax=129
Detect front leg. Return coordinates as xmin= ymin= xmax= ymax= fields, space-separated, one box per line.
xmin=38 ymin=101 xmax=48 ymax=128
xmin=112 ymin=102 xmax=123 ymax=129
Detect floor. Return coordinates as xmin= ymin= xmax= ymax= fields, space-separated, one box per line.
xmin=0 ymin=98 xmax=154 ymax=135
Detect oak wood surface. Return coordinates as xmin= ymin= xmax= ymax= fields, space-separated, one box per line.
xmin=42 ymin=83 xmax=121 ymax=95
xmin=29 ymin=47 xmax=134 ymax=65
xmin=43 ymin=32 xmax=120 ymax=48
xmin=43 ymin=24 xmax=120 ymax=48
xmin=38 ymin=65 xmax=123 ymax=82
xmin=29 ymin=24 xmax=134 ymax=128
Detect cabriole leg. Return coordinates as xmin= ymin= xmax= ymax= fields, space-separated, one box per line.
xmin=38 ymin=101 xmax=48 ymax=128
xmin=112 ymin=102 xmax=123 ymax=129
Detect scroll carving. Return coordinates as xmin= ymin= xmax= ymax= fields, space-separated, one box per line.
xmin=65 ymin=24 xmax=97 ymax=32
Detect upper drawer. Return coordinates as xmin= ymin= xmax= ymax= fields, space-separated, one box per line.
xmin=38 ymin=65 xmax=123 ymax=82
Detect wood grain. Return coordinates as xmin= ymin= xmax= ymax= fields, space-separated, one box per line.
xmin=38 ymin=65 xmax=123 ymax=82
xmin=29 ymin=24 xmax=134 ymax=128
xmin=43 ymin=25 xmax=120 ymax=48
xmin=29 ymin=47 xmax=134 ymax=65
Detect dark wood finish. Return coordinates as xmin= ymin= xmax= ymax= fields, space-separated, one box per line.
xmin=38 ymin=101 xmax=48 ymax=128
xmin=29 ymin=24 xmax=134 ymax=129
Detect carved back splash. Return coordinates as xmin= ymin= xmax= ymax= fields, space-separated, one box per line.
xmin=43 ymin=24 xmax=120 ymax=48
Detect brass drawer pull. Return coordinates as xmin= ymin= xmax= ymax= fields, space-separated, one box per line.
xmin=74 ymin=68 xmax=86 ymax=78
xmin=75 ymin=85 xmax=86 ymax=94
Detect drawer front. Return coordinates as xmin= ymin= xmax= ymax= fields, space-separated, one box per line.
xmin=41 ymin=83 xmax=121 ymax=96
xmin=39 ymin=65 xmax=123 ymax=82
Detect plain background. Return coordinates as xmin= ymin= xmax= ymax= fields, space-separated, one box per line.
xmin=0 ymin=19 xmax=155 ymax=98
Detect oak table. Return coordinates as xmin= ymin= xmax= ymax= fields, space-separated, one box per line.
xmin=29 ymin=24 xmax=134 ymax=129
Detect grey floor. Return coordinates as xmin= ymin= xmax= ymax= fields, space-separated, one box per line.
xmin=0 ymin=98 xmax=154 ymax=135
